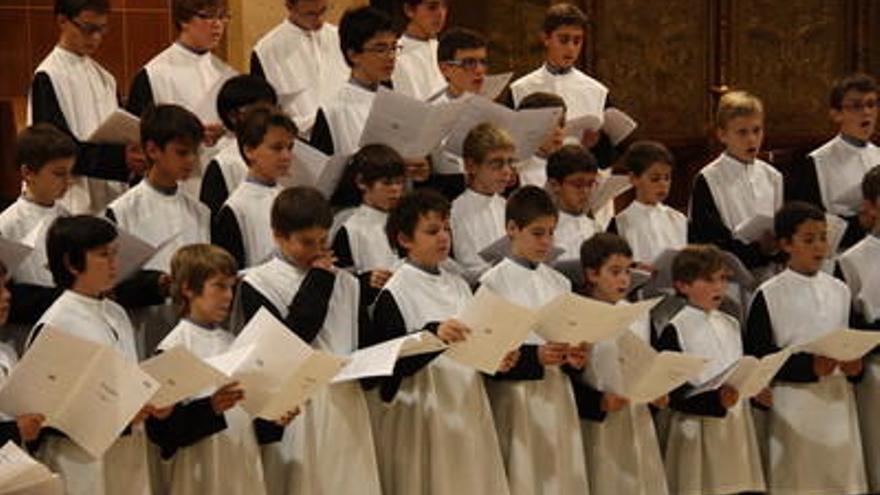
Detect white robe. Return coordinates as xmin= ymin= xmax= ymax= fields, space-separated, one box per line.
xmin=203 ymin=136 xmax=248 ymax=202
xmin=427 ymin=89 xmax=468 ymax=176
xmin=338 ymin=204 xmax=399 ymax=273
xmin=450 ymin=189 xmax=506 ymax=280
xmin=28 ymin=46 xmax=127 ymax=215
xmin=240 ymin=257 xmax=381 ymax=495
xmin=374 ymin=262 xmax=510 ymax=495
xmin=0 ymin=198 xmax=67 ymax=287
xmin=251 ymin=20 xmax=349 ymax=135
xmin=222 ymin=180 xmax=282 ymax=267
xmin=156 ymin=320 xmax=265 ymax=495
xmin=614 ymin=200 xmax=687 ymax=264
xmin=697 ymin=153 xmax=783 ymax=234
xmin=33 ymin=290 xmax=150 ymax=495
xmin=510 ymin=64 xmax=608 ymax=120
xmin=555 ymin=210 xmax=600 ymax=261
xmin=810 ymin=135 xmax=880 ymax=217
xmin=664 ymin=305 xmax=765 ymax=495
xmin=392 ymin=35 xmax=446 ymax=101
xmin=315 ymin=81 xmax=376 ymax=156
xmin=517 ymin=155 xmax=547 ymax=187
xmin=479 ymin=258 xmax=590 ymax=495
xmin=756 ymin=268 xmax=867 ymax=494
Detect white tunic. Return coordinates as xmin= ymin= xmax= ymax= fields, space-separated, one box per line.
xmin=664 ymin=306 xmax=765 ymax=495
xmin=614 ymin=200 xmax=687 ymax=264
xmin=555 ymin=210 xmax=600 ymax=261
xmin=156 ymin=320 xmax=265 ymax=495
xmin=241 ymin=257 xmax=381 ymax=495
xmin=517 ymin=155 xmax=547 ymax=187
xmin=33 ymin=290 xmax=149 ymax=495
xmin=392 ymin=35 xmax=446 ymax=101
xmin=697 ymin=153 xmax=783 ymax=233
xmin=427 ymin=89 xmax=468 ymax=175
xmin=375 ymin=262 xmax=510 ymax=495
xmin=317 ymin=81 xmax=376 ymax=156
xmin=29 ymin=46 xmax=127 ymax=215
xmin=205 ymin=136 xmax=248 ymax=200
xmin=223 ymin=180 xmax=282 ymax=267
xmin=810 ymin=135 xmax=880 ymax=216
xmin=450 ymin=189 xmax=506 ymax=280
xmin=510 ymin=64 xmax=608 ymax=120
xmin=0 ymin=198 xmax=67 ymax=287
xmin=756 ymin=268 xmax=867 ymax=494
xmin=479 ymin=258 xmax=590 ymax=495
xmin=338 ymin=204 xmax=399 ymax=273
xmin=252 ymin=20 xmax=349 ymax=134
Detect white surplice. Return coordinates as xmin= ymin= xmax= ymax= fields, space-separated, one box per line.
xmin=392 ymin=35 xmax=446 ymax=102
xmin=450 ymin=189 xmax=506 ymax=280
xmin=614 ymin=200 xmax=687 ymax=264
xmin=810 ymin=135 xmax=880 ymax=217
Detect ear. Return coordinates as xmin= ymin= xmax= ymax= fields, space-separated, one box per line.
xmin=584 ymin=267 xmax=600 ymax=286
xmin=540 ymin=31 xmax=551 ymax=48
xmin=396 ymin=231 xmax=414 ymax=253
xmin=143 ymin=141 xmax=162 ymax=162
xmin=547 ymin=178 xmax=562 ymax=195
xmin=505 ymin=219 xmax=519 ymax=237
xmin=180 ymin=281 xmax=196 ymax=301
xmin=19 ymin=165 xmax=34 ymax=182
xmin=355 ymin=173 xmax=368 ymax=192
xmin=243 ymin=143 xmax=259 ymax=165
xmin=346 ymin=48 xmax=360 ymax=67
xmin=62 ymin=253 xmax=80 ymax=278
xmin=628 ymin=172 xmax=639 ymax=186
xmin=402 ymin=3 xmax=416 ymax=20
xmin=673 ymin=280 xmax=688 ymax=296
xmin=829 ymin=107 xmax=844 ymax=126
xmin=777 ymin=236 xmax=794 ymax=255
xmin=438 ymin=62 xmax=454 ymax=81
xmin=714 ymin=126 xmax=726 ymax=144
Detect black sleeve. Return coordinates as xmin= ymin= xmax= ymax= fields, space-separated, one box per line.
xmin=250 ymin=52 xmax=266 ymax=79
xmin=657 ymin=324 xmax=728 ymax=417
xmin=286 ymin=269 xmax=336 ymax=343
xmin=309 ymin=109 xmax=334 ymax=155
xmin=238 ymin=281 xmax=285 ymax=326
xmin=606 ymin=217 xmax=619 ymax=235
xmin=253 ymin=418 xmax=285 ymax=444
xmin=786 ymin=156 xmax=823 ymax=206
xmin=145 ymin=397 xmax=227 ymax=459
xmin=200 ymin=160 xmax=230 ymax=220
xmin=212 ymin=206 xmax=246 ymax=270
xmin=31 ymin=72 xmax=128 ymax=182
xmin=488 ymin=344 xmax=545 ymax=381
xmin=126 ymin=69 xmax=155 ymax=117
xmin=689 ymin=174 xmax=770 ymax=269
xmin=745 ymin=291 xmax=818 ymax=383
xmin=113 ymin=270 xmax=167 ymax=308
xmin=331 ymin=227 xmax=355 ymax=269
xmin=568 ymin=371 xmax=607 ymax=422
xmin=7 ymin=283 xmax=62 ymax=325
xmin=0 ymin=421 xmax=21 ymax=446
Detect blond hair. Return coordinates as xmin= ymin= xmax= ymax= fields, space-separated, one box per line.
xmin=462 ymin=122 xmax=516 ymax=163
xmin=716 ymin=90 xmax=764 ymax=129
xmin=170 ymin=244 xmax=237 ymax=317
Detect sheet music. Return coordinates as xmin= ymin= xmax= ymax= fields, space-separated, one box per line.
xmin=139 ymin=346 xmax=228 ymax=408
xmin=535 ymin=294 xmax=660 ymax=344
xmin=86 ymin=109 xmax=140 ymax=144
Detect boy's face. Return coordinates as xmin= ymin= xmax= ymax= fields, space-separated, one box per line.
xmin=274 ymin=227 xmax=330 ymax=268
xmin=717 ymin=113 xmax=764 ymax=163
xmin=399 ymin=211 xmax=452 ymax=267
xmin=244 ymin=126 xmax=295 ymax=183
xmin=404 ymin=0 xmax=448 ymax=38
xmin=439 ymin=47 xmax=488 ymax=95
xmin=22 ymin=157 xmax=75 ymax=204
xmin=349 ymin=32 xmax=399 ymax=84
xmin=288 ymin=0 xmax=328 ymax=31
xmin=467 ymin=148 xmax=516 ymax=195
xmin=0 ymin=273 xmax=10 ymax=326
xmin=586 ymin=254 xmax=632 ymax=304
xmin=542 ymin=25 xmax=584 ymax=69
xmin=780 ymin=218 xmax=828 ymax=275
xmin=549 ymin=170 xmax=597 ymax=215
xmin=507 ymin=215 xmax=556 ymax=263
xmin=676 ymin=268 xmax=727 ymax=312
xmin=860 ymin=197 xmax=880 ymax=232
xmin=187 ymin=273 xmax=236 ymax=324
xmin=359 ymin=176 xmax=406 ymax=212
xmin=75 ymin=241 xmax=119 ymax=295
xmin=537 ymin=116 xmax=566 ymax=157
xmin=631 ymin=161 xmax=672 ymax=205
xmin=180 ymin=6 xmax=228 ymax=51
xmin=832 ymin=90 xmax=878 ymax=142
xmin=146 ymin=139 xmax=200 ymax=182
xmin=58 ymin=9 xmax=109 ymax=57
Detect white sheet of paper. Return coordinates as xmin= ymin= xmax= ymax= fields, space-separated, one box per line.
xmin=725 ymin=348 xmax=792 ymax=399
xmin=838 ymin=183 xmax=863 ymax=208
xmin=86 ymin=109 xmax=140 ymax=144
xmin=444 ymin=96 xmax=563 ymax=160
xmin=0 ymin=327 xmax=158 ymax=459
xmin=331 ymin=331 xmax=448 ymax=383
xmin=479 ymin=72 xmax=514 ymax=101
xmin=114 ymin=228 xmax=180 ymax=285
xmin=825 ymin=213 xmax=848 ymax=255
xmin=589 ymin=174 xmax=632 ymax=215
xmin=139 ymin=346 xmax=229 ymax=408
xmin=614 ymin=331 xmax=708 ymax=403
xmin=565 ymin=113 xmax=603 ymax=140
xmin=799 ymin=328 xmax=880 ymax=362
xmin=448 ymin=287 xmax=537 ymax=374
xmin=359 ymin=88 xmax=465 ymax=158
xmin=602 ymin=108 xmax=638 ymax=145
xmin=0 ymin=238 xmax=33 ymax=275
xmin=192 ymin=69 xmax=238 ymax=124
xmin=0 ymin=442 xmax=62 ymax=495
xmin=535 ymin=294 xmax=660 ymax=344
xmin=733 ymin=214 xmax=774 ymax=243
xmin=280 ymin=139 xmax=328 ymax=189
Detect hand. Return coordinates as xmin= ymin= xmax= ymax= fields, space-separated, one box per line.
xmin=437 ymin=319 xmax=470 ymax=344
xmin=538 ymin=342 xmax=569 ymax=366
xmin=564 ymin=342 xmax=592 ymax=369
xmin=125 ymin=143 xmax=148 ymax=176
xmin=150 ymin=404 xmax=175 ymax=420
xmin=275 ymin=407 xmax=301 ymax=426
xmin=369 ymin=269 xmax=393 ymax=289
xmin=132 ymin=405 xmax=154 ymax=425
xmin=813 ymin=355 xmax=838 ymax=377
xmin=404 ymin=158 xmax=431 ymax=183
xmin=719 ymin=384 xmax=739 ymax=409
xmin=202 ymin=123 xmax=225 ymax=147
xmin=158 ymin=273 xmax=173 ymax=297
xmin=309 ymin=251 xmax=337 ymax=273
xmin=211 ymin=382 xmax=245 ymax=414
xmin=634 ymin=262 xmax=656 ymax=273
xmin=497 ymin=350 xmax=520 ymax=373
xmin=840 ymin=359 xmax=864 ymax=377
xmin=15 ymin=414 xmax=45 ymax=443
xmin=754 ymin=387 xmax=773 ymax=408
xmin=650 ymin=395 xmax=669 ymax=409
xmin=581 ymin=129 xmax=600 ymax=148
xmin=600 ymin=393 xmax=629 ymax=413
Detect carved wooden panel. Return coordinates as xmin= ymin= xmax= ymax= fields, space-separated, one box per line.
xmin=867 ymin=1 xmax=880 ymax=76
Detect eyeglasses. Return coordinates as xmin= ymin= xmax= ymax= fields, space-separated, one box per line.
xmin=444 ymin=57 xmax=489 ymax=70
xmin=562 ymin=179 xmax=596 ymax=190
xmin=484 ymin=158 xmax=517 ymax=169
xmin=69 ymin=18 xmax=109 ymax=36
xmin=193 ymin=10 xmax=231 ymax=23
xmin=841 ymin=99 xmax=878 ymax=112
xmin=362 ymin=44 xmax=403 ymax=57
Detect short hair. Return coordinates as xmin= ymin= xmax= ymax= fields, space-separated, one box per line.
xmin=716 ymin=90 xmax=764 ymax=129
xmin=462 ymin=122 xmax=516 ymax=163
xmin=141 ymin=104 xmax=204 ymax=150
xmin=216 ymin=75 xmax=278 ymax=131
xmin=774 ymin=201 xmax=825 ymax=242
xmin=506 ymin=185 xmax=558 ymax=228
xmin=517 ymin=91 xmax=567 ymax=113
xmin=330 ymin=144 xmax=406 ymax=208
xmin=55 ymin=0 xmax=110 ymax=17
xmin=579 ymin=232 xmax=632 ymax=273
xmin=862 ymin=165 xmax=880 ymax=203
xmin=386 ymin=188 xmax=450 ymax=256
xmin=172 ymin=0 xmax=226 ymax=30
xmin=546 ymin=144 xmax=597 ymax=182
xmin=46 ymin=215 xmax=118 ymax=289
xmin=170 ymin=244 xmax=237 ymax=316
xmin=15 ymin=124 xmax=77 ymax=172
xmin=236 ymin=106 xmax=298 ymax=166
xmin=672 ymin=244 xmax=727 ymax=284
xmin=543 ymin=3 xmax=587 ymax=35
xmin=830 ymin=73 xmax=878 ymax=110
xmin=339 ymin=6 xmax=394 ymax=67
xmin=622 ymin=140 xmax=675 ymax=176
xmin=437 ymin=27 xmax=487 ymax=62
xmin=271 ymin=186 xmax=333 ymax=236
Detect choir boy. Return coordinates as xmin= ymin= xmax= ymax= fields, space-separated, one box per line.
xmin=515 ymin=92 xmax=567 ymax=187
xmin=392 ymin=0 xmax=448 ymax=100
xmin=545 ymin=144 xmax=601 ymax=260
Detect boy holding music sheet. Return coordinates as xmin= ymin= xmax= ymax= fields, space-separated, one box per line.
xmin=368 ymin=189 xmax=511 ymax=494
xmin=745 ymin=201 xmax=868 ymax=494
xmin=479 ymin=185 xmax=590 ymax=495
xmin=514 ymin=92 xmax=567 ymax=188
xmin=545 ymin=144 xmax=601 ymax=261
xmin=234 ymin=187 xmax=381 ymax=495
